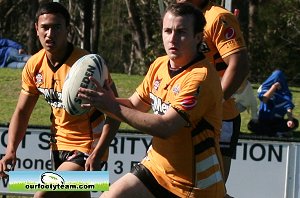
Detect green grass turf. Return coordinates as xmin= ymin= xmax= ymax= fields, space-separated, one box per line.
xmin=0 ymin=68 xmax=299 ymax=135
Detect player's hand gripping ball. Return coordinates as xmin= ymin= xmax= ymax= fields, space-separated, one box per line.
xmin=62 ymin=54 xmax=108 ymax=115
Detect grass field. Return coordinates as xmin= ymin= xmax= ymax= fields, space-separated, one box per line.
xmin=0 ymin=68 xmax=299 ymax=134
xmin=0 ymin=68 xmax=142 ymax=131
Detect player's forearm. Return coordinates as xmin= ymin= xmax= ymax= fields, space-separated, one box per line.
xmin=6 ymin=92 xmax=38 ymax=154
xmin=92 ymin=81 xmax=121 ymax=157
xmin=92 ymin=117 xmax=121 ymax=158
xmin=116 ymin=98 xmax=135 ymax=108
xmin=6 ymin=111 xmax=30 ymax=153
xmin=104 ymin=103 xmax=177 ymax=139
xmin=222 ymin=69 xmax=249 ymax=100
xmin=222 ymin=51 xmax=249 ymax=100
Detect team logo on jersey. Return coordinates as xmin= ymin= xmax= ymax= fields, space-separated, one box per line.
xmin=173 ymin=84 xmax=180 ymax=95
xmin=180 ymin=96 xmax=197 ymax=110
xmin=153 ymin=77 xmax=162 ymax=91
xmin=35 ymin=73 xmax=43 ymax=84
xmin=224 ymin=27 xmax=236 ymax=40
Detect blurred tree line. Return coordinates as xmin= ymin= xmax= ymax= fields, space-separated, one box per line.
xmin=0 ymin=0 xmax=299 ymax=85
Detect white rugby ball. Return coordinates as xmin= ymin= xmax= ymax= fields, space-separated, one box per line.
xmin=62 ymin=54 xmax=108 ymax=115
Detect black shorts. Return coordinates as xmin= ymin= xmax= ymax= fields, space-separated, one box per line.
xmin=131 ymin=163 xmax=179 ymax=198
xmin=51 ymin=150 xmax=89 ymax=170
xmin=219 ymin=114 xmax=241 ymax=157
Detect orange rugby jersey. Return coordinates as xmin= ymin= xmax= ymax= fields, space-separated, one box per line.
xmin=200 ymin=2 xmax=247 ymax=120
xmin=21 ymin=45 xmax=107 ymax=158
xmin=136 ymin=55 xmax=225 ymax=197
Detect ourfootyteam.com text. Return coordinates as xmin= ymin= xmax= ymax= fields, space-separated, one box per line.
xmin=25 ymin=183 xmax=95 ymax=191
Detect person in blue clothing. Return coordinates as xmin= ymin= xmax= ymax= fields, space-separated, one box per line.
xmin=248 ymin=69 xmax=299 ymax=136
xmin=0 ymin=37 xmax=31 ymax=69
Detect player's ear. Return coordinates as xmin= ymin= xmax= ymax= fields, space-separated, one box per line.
xmin=35 ymin=23 xmax=39 ymax=37
xmin=195 ymin=32 xmax=203 ymax=44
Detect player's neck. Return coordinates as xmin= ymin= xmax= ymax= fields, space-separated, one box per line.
xmin=46 ymin=43 xmax=72 ymax=67
xmin=47 ymin=56 xmax=60 ymax=67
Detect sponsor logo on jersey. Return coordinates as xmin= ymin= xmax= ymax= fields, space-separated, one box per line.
xmin=180 ymin=96 xmax=197 ymax=110
xmin=38 ymin=88 xmax=63 ymax=108
xmin=150 ymin=92 xmax=170 ymax=115
xmin=224 ymin=27 xmax=236 ymax=40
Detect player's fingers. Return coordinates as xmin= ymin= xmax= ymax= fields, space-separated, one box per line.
xmin=0 ymin=172 xmax=8 ymax=178
xmin=78 ymin=87 xmax=92 ymax=94
xmin=78 ymin=88 xmax=96 ymax=100
xmin=81 ymin=103 xmax=92 ymax=108
xmin=9 ymin=160 xmax=16 ymax=171
xmin=85 ymin=163 xmax=90 ymax=171
xmin=0 ymin=160 xmax=10 ymax=171
xmin=0 ymin=163 xmax=9 ymax=178
xmin=77 ymin=92 xmax=88 ymax=101
xmin=78 ymin=89 xmax=99 ymax=103
xmin=89 ymin=76 xmax=102 ymax=91
xmin=103 ymin=80 xmax=112 ymax=90
xmin=0 ymin=167 xmax=4 ymax=178
xmin=11 ymin=162 xmax=16 ymax=171
xmin=79 ymin=86 xmax=104 ymax=97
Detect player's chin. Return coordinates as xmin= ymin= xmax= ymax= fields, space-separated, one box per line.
xmin=168 ymin=53 xmax=179 ymax=60
xmin=44 ymin=46 xmax=56 ymax=53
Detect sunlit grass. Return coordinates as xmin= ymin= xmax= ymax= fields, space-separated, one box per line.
xmin=0 ymin=68 xmax=299 ymax=134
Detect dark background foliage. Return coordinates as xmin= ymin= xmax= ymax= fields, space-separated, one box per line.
xmin=0 ymin=0 xmax=299 ymax=85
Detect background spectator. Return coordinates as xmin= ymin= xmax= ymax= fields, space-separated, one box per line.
xmin=0 ymin=37 xmax=31 ymax=69
xmin=248 ymin=69 xmax=299 ymax=136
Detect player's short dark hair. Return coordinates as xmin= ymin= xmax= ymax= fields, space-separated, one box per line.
xmin=35 ymin=2 xmax=70 ymax=26
xmin=163 ymin=3 xmax=206 ymax=35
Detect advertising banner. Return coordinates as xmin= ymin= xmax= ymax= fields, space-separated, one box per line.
xmin=1 ymin=127 xmax=299 ymax=198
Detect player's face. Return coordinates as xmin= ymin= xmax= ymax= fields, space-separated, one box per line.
xmin=35 ymin=13 xmax=69 ymax=54
xmin=162 ymin=12 xmax=201 ymax=68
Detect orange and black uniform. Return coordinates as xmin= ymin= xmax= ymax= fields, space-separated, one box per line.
xmin=21 ymin=43 xmax=108 ymax=168
xmin=134 ymin=54 xmax=225 ymax=197
xmin=200 ymin=2 xmax=247 ymax=156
